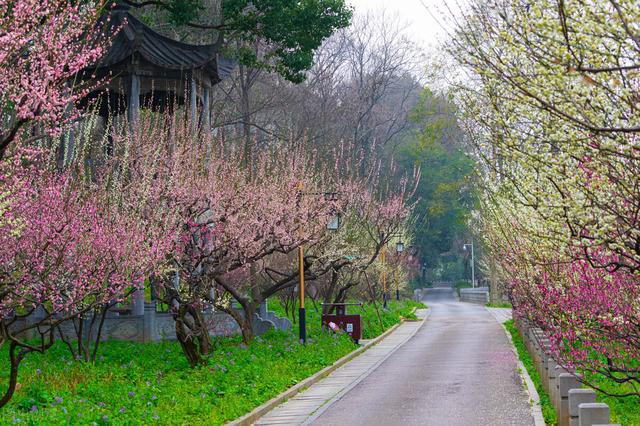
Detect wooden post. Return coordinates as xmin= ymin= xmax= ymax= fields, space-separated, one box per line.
xmin=128 ymin=73 xmax=144 ymax=315
xmin=298 ymin=245 xmax=306 ymax=343
xmin=190 ymin=76 xmax=198 ymax=129
xmin=128 ymin=73 xmax=140 ymax=129
xmin=201 ymin=85 xmax=210 ymax=130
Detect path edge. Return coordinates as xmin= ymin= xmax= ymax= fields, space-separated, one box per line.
xmin=301 ymin=307 xmax=431 ymax=425
xmin=488 ymin=307 xmax=546 ymax=426
xmin=227 ymin=310 xmax=421 ymax=426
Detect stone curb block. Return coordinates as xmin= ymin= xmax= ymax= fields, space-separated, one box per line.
xmin=227 ymin=308 xmax=425 ymax=426
xmin=513 ymin=318 xmax=614 ymax=426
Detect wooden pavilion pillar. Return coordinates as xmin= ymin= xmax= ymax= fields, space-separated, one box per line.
xmin=190 ymin=75 xmax=198 ymax=130
xmin=128 ymin=72 xmax=145 ymax=316
xmin=201 ymin=85 xmax=211 ymax=130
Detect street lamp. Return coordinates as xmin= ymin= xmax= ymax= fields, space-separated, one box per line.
xmin=395 ymin=240 xmax=404 ymax=300
xmin=463 ymin=241 xmax=475 ymax=288
xmin=326 ymin=211 xmax=341 ymax=231
xmin=298 ymin=191 xmax=341 ymax=344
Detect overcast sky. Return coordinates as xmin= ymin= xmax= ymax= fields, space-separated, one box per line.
xmin=347 ymin=0 xmax=455 ymax=49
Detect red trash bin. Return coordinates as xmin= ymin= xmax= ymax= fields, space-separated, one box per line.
xmin=321 ymin=303 xmax=362 ymax=344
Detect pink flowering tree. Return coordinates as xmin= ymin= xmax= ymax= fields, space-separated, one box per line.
xmin=106 ymin=115 xmax=336 ymax=364
xmin=0 ymin=0 xmax=107 ymax=157
xmin=0 ymin=150 xmax=169 ymax=407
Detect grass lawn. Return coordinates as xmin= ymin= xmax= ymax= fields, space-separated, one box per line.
xmin=504 ymin=320 xmax=640 ymax=426
xmin=583 ymin=371 xmax=640 ymax=425
xmin=0 ymin=299 xmax=424 ymax=425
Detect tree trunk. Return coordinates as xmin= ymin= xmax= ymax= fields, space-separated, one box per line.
xmin=0 ymin=342 xmax=28 ymax=408
xmin=174 ymin=305 xmax=212 ymax=367
xmin=224 ymin=302 xmax=256 ymax=345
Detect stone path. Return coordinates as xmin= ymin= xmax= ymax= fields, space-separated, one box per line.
xmin=254 ymin=289 xmax=534 ymax=425
xmin=254 ymin=309 xmax=428 ymax=425
xmin=486 ymin=306 xmax=512 ymax=324
xmin=311 ymin=289 xmax=533 ymax=426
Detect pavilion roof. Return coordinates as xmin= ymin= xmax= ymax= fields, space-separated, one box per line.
xmin=93 ymin=6 xmax=234 ymax=82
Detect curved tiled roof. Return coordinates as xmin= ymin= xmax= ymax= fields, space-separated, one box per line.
xmin=94 ymin=7 xmax=234 ymax=80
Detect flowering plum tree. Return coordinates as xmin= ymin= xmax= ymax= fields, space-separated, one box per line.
xmin=446 ymin=0 xmax=640 ymax=393
xmin=0 ymin=150 xmax=169 ymax=407
xmin=0 ymin=0 xmax=108 ymax=158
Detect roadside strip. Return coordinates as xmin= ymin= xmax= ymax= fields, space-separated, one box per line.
xmin=486 ymin=307 xmax=546 ymax=426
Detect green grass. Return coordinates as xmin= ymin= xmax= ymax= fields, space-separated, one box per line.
xmin=504 ymin=320 xmax=557 ymax=425
xmin=486 ymin=302 xmax=512 ymax=308
xmin=0 ymin=299 xmax=424 ymax=425
xmin=0 ymin=331 xmax=355 ymax=425
xmin=583 ymin=371 xmax=640 ymax=425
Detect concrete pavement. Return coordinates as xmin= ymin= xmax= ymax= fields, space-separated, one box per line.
xmin=254 ymin=310 xmax=429 ymax=425
xmin=309 ymin=288 xmax=534 ymax=426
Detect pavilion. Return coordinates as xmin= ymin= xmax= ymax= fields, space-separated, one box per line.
xmin=73 ymin=5 xmax=236 ymax=315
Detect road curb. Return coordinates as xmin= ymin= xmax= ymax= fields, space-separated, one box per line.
xmin=227 ymin=311 xmax=421 ymax=426
xmin=489 ymin=308 xmax=546 ymax=426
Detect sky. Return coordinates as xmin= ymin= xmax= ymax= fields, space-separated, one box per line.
xmin=347 ymin=0 xmax=456 ymax=49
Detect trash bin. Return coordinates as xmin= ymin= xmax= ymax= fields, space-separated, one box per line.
xmin=321 ymin=303 xmax=362 ymax=344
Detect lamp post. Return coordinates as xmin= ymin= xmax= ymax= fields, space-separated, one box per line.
xmin=395 ymin=240 xmax=404 ymax=300
xmin=463 ymin=241 xmax=475 ymax=288
xmin=381 ymin=250 xmax=387 ymax=309
xmin=298 ymin=191 xmax=341 ymax=344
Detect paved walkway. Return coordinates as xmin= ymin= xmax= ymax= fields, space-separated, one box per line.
xmin=486 ymin=306 xmax=512 ymax=324
xmin=255 ymin=310 xmax=428 ymax=425
xmin=255 ymin=289 xmax=534 ymax=425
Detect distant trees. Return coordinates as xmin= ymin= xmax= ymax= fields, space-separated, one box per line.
xmin=208 ymin=11 xmax=424 ymax=171
xmin=397 ymin=89 xmax=476 ymax=280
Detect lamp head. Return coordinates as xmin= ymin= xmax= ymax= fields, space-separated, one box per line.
xmin=327 ymin=212 xmax=341 ymax=231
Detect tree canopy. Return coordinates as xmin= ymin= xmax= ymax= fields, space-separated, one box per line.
xmin=124 ymin=0 xmax=353 ymax=83
xmin=398 ymin=89 xmax=477 ymax=277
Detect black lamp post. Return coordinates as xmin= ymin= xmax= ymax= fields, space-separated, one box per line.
xmin=298 ymin=195 xmax=341 ymax=344
xmin=395 ymin=240 xmax=404 ymax=300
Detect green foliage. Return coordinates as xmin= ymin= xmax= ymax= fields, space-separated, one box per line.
xmin=0 ymin=331 xmax=354 ymax=425
xmin=503 ymin=320 xmax=557 ymax=425
xmin=222 ymin=0 xmax=352 ymax=83
xmin=140 ymin=0 xmax=352 ymax=83
xmin=398 ymin=89 xmax=477 ymax=275
xmin=162 ymin=0 xmax=204 ymax=25
xmin=0 ymin=299 xmax=423 ymax=424
xmin=453 ymin=280 xmax=471 ymax=296
xmin=485 ymin=302 xmax=512 ymax=309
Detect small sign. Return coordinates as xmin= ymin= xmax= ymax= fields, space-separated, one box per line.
xmin=346 ymin=323 xmax=353 ymax=332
